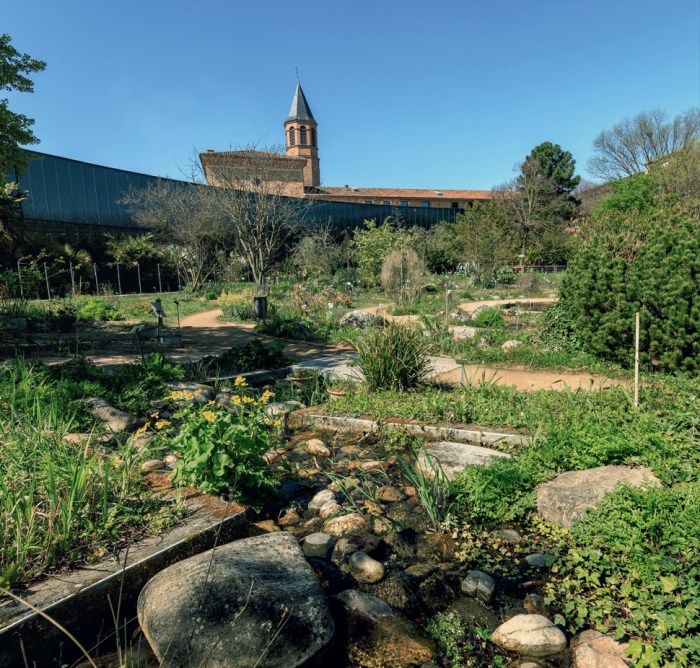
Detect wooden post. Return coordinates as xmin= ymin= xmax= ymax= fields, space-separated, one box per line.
xmin=157 ymin=263 xmax=163 ymax=293
xmin=69 ymin=262 xmax=76 ymax=297
xmin=16 ymin=260 xmax=24 ymax=299
xmin=116 ymin=263 xmax=122 ymax=295
xmin=634 ymin=311 xmax=640 ymax=410
xmin=43 ymin=262 xmax=51 ymax=300
xmin=137 ymin=263 xmax=143 ymax=294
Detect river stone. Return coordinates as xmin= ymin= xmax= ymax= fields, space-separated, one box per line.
xmin=306 ymin=438 xmax=331 ymax=457
xmin=522 ymin=553 xmax=550 ymax=569
xmin=416 ymin=441 xmax=511 ymax=481
xmin=490 ymin=528 xmax=523 ymax=544
xmin=323 ymin=512 xmax=367 ymax=537
xmin=86 ymin=397 xmax=141 ymax=433
xmin=335 ymin=589 xmax=393 ymax=623
xmin=141 ymin=459 xmax=164 ymax=473
xmin=348 ymin=550 xmax=385 ymax=584
xmin=461 ymin=570 xmax=495 ymax=603
xmin=332 ymin=534 xmax=383 ymax=564
xmin=340 ymin=309 xmax=386 ymax=329
xmin=502 ymin=339 xmax=523 ymax=350
xmin=491 ymin=614 xmax=567 ymax=658
xmin=308 ymin=489 xmax=336 ymax=513
xmin=265 ymin=400 xmax=305 ymax=417
xmin=572 ymin=629 xmax=630 ymax=668
xmin=303 ymin=532 xmax=334 ymax=558
xmin=536 ymin=465 xmax=662 ymax=529
xmin=137 ymin=532 xmax=334 ymax=668
xmin=319 ymin=500 xmax=341 ymax=520
xmin=346 ymin=616 xmax=434 ymax=667
xmin=164 ymin=382 xmax=215 ymax=404
xmin=377 ymin=486 xmax=405 ymax=502
xmin=448 ymin=597 xmax=499 ymax=631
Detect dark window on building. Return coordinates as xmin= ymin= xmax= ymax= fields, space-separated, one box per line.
xmin=311 ymin=128 xmax=316 ymax=147
xmin=364 ymin=200 xmax=373 ymax=204
xmin=289 ymin=127 xmax=296 ymax=146
xmin=300 ymin=126 xmax=307 ymax=145
xmin=422 ymin=201 xmax=430 ymax=208
xmin=451 ymin=201 xmax=459 ymax=209
xmin=382 ymin=200 xmax=391 ymax=206
xmin=399 ymin=201 xmax=408 ymax=207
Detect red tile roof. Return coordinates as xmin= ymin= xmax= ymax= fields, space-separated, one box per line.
xmin=316 ymin=186 xmax=493 ymax=200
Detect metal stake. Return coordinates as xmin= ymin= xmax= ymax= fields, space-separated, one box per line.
xmin=16 ymin=260 xmax=24 ymax=299
xmin=93 ymin=263 xmax=100 ymax=296
xmin=44 ymin=262 xmax=51 ymax=300
xmin=157 ymin=263 xmax=162 ymax=293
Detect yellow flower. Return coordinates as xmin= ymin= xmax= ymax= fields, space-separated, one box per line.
xmin=272 ymin=419 xmax=281 ymax=427
xmin=207 ymin=400 xmax=216 ymax=406
xmin=168 ymin=391 xmax=184 ymax=400
xmin=183 ymin=391 xmax=194 ymax=401
xmin=201 ymin=410 xmax=217 ymax=422
xmin=112 ymin=457 xmax=123 ymax=469
xmin=134 ymin=422 xmax=150 ymax=437
xmin=234 ymin=376 xmax=248 ymax=387
xmin=242 ymin=396 xmax=254 ymax=404
xmin=260 ymin=390 xmax=275 ymax=403
xmin=231 ymin=395 xmax=242 ymax=405
xmin=155 ymin=419 xmax=171 ymax=430
xmin=150 ymin=412 xmax=160 ymax=419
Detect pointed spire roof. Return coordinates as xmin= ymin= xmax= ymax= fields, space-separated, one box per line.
xmin=286 ymin=82 xmax=315 ymax=123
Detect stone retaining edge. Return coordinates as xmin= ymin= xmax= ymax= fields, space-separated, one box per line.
xmin=289 ymin=411 xmax=530 ymax=447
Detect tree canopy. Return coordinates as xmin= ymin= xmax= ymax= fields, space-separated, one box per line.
xmin=588 ymin=108 xmax=700 ymax=181
xmin=521 ymin=142 xmax=580 ymax=194
xmin=0 ymin=34 xmax=46 ymax=179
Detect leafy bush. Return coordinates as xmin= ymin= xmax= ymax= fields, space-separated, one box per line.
xmin=255 ymin=312 xmax=332 ymax=343
xmin=561 ymin=176 xmax=700 ymax=372
xmin=471 ymin=308 xmax=505 ymax=329
xmin=75 ymin=297 xmax=121 ymax=322
xmin=548 ymin=483 xmax=700 ymax=667
xmin=349 ymin=322 xmax=431 ymax=391
xmin=219 ymin=290 xmax=258 ymax=322
xmin=200 ymin=339 xmax=289 ymax=375
xmin=168 ymin=379 xmax=279 ymax=507
xmin=537 ymin=300 xmax=580 ymax=352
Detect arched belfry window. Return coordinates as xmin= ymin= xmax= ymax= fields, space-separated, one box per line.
xmin=300 ymin=126 xmax=307 ymax=145
xmin=311 ymin=128 xmax=316 ymax=147
xmin=289 ymin=127 xmax=296 ymax=146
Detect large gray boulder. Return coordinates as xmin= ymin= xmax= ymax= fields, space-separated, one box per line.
xmin=416 ymin=441 xmax=511 ymax=481
xmin=137 ymin=532 xmax=334 ymax=668
xmin=85 ymin=397 xmax=141 ymax=433
xmin=536 ymin=465 xmax=662 ymax=529
xmin=339 ymin=310 xmax=386 ymax=329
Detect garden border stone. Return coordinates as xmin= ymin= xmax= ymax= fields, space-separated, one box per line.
xmin=0 ymin=481 xmax=247 ymax=668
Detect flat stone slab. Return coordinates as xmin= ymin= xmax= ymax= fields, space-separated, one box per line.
xmin=416 ymin=441 xmax=511 ymax=481
xmin=289 ymin=411 xmax=529 ymax=448
xmin=536 ymin=465 xmax=662 ymax=529
xmin=138 ymin=532 xmax=334 ymax=668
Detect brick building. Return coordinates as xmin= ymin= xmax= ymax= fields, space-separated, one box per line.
xmin=200 ymin=83 xmax=492 ymax=209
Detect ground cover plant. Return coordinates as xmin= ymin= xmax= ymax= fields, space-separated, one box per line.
xmin=196 ymin=339 xmax=289 ymax=377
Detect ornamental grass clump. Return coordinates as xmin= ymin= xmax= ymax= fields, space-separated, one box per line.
xmin=167 ymin=377 xmax=280 ymax=507
xmin=350 ymin=321 xmax=431 ymax=391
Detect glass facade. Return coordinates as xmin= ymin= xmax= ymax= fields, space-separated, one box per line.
xmin=16 ymin=151 xmax=460 ymax=232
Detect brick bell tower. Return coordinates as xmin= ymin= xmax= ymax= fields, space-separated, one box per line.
xmin=284 ymin=82 xmax=320 ymax=189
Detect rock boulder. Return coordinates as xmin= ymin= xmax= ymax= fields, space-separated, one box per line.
xmin=536 ymin=465 xmax=662 ymax=529
xmin=137 ymin=532 xmax=334 ymax=668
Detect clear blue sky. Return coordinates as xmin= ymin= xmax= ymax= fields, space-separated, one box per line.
xmin=6 ymin=0 xmax=700 ymax=189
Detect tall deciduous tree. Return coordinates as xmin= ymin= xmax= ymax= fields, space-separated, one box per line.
xmin=198 ymin=144 xmax=308 ymax=288
xmin=588 ymin=108 xmax=700 ymax=180
xmin=0 ymin=34 xmax=46 ymax=179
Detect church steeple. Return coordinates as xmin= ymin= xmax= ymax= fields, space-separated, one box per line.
xmin=284 ymin=82 xmax=320 ymax=188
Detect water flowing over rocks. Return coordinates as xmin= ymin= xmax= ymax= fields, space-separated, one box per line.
xmin=137 ymin=532 xmax=334 ymax=668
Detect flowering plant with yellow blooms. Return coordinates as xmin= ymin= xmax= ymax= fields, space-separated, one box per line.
xmin=167 ymin=377 xmax=280 ymax=505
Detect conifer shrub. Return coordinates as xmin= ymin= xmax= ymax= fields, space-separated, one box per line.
xmin=561 ymin=177 xmax=700 ymax=372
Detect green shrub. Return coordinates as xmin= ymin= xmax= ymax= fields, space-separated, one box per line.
xmin=219 ymin=290 xmax=258 ymax=322
xmin=537 ymin=301 xmax=581 ymax=353
xmin=561 ymin=178 xmax=700 ymax=372
xmin=548 ymin=483 xmax=700 ymax=667
xmin=76 ymin=297 xmax=121 ymax=322
xmin=200 ymin=339 xmax=289 ymax=375
xmin=471 ymin=308 xmax=505 ymax=329
xmin=349 ymin=322 xmax=431 ymax=391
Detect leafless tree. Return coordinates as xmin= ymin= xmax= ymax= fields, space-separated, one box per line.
xmin=198 ymin=144 xmax=308 ymax=288
xmin=121 ymin=179 xmax=226 ymax=291
xmin=381 ymin=248 xmax=426 ymax=306
xmin=588 ymin=108 xmax=700 ymax=180
xmin=292 ymin=224 xmax=344 ymax=278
